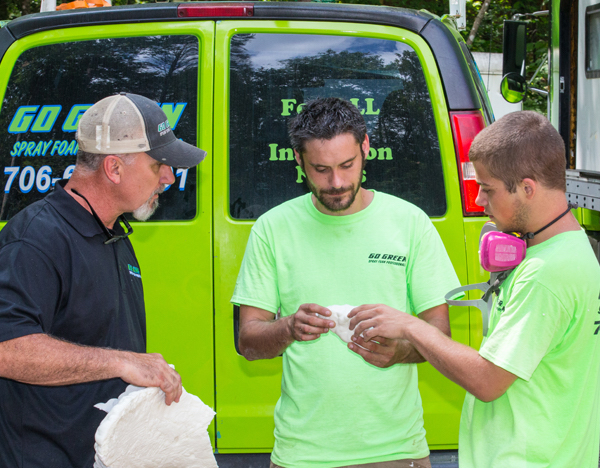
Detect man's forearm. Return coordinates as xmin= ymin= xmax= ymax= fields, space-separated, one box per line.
xmin=394 ymin=339 xmax=426 ymax=364
xmin=395 ymin=308 xmax=451 ymax=364
xmin=0 ymin=333 xmax=125 ymax=385
xmin=238 ymin=315 xmax=294 ymax=360
xmin=0 ymin=333 xmax=183 ymax=404
xmin=403 ymin=319 xmax=516 ymax=402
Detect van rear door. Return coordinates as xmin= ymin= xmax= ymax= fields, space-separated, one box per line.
xmin=0 ymin=20 xmax=216 ymax=443
xmin=212 ymin=18 xmax=470 ymax=452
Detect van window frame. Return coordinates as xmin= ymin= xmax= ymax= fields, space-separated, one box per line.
xmin=0 ymin=27 xmax=204 ymax=222
xmin=224 ymin=25 xmax=459 ymax=221
xmin=585 ymin=2 xmax=600 ymax=79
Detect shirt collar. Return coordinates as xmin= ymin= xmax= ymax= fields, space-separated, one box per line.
xmin=46 ymin=180 xmax=127 ymax=239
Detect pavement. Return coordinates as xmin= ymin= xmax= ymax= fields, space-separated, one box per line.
xmin=214 ymin=451 xmax=459 ymax=467
xmin=215 ymin=451 xmax=600 ymax=467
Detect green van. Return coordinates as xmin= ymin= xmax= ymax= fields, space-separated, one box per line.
xmin=0 ymin=2 xmax=493 ymax=462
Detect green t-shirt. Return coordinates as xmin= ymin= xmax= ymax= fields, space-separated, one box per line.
xmin=459 ymin=230 xmax=600 ymax=468
xmin=232 ymin=191 xmax=460 ymax=468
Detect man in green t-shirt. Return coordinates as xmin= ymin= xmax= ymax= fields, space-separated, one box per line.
xmin=350 ymin=111 xmax=600 ymax=467
xmin=231 ymin=97 xmax=460 ymax=468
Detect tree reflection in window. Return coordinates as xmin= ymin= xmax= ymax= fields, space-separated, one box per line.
xmin=0 ymin=35 xmax=199 ymax=221
xmin=229 ymin=34 xmax=445 ymax=219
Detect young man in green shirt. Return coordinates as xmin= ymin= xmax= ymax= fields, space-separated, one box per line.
xmin=232 ymin=98 xmax=460 ymax=468
xmin=350 ymin=111 xmax=600 ymax=467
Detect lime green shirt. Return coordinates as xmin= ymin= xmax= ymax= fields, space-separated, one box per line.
xmin=459 ymin=230 xmax=600 ymax=468
xmin=232 ymin=191 xmax=460 ymax=468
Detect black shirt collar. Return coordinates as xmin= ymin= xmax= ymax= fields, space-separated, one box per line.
xmin=46 ymin=180 xmax=126 ymax=239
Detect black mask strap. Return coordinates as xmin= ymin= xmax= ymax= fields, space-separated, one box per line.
xmin=524 ymin=203 xmax=576 ymax=240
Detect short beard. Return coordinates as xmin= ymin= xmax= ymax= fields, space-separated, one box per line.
xmin=505 ymin=197 xmax=529 ymax=234
xmin=301 ymin=152 xmax=366 ymax=213
xmin=132 ymin=185 xmax=165 ymax=221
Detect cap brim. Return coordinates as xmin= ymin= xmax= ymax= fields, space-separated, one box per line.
xmin=147 ymin=138 xmax=207 ymax=168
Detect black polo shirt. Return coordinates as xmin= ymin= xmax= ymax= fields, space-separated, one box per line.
xmin=0 ymin=181 xmax=146 ymax=468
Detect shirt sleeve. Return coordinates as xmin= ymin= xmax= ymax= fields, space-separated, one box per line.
xmin=479 ymin=280 xmax=570 ymax=381
xmin=406 ymin=212 xmax=461 ymax=315
xmin=0 ymin=241 xmax=61 ymax=343
xmin=231 ymin=224 xmax=279 ymax=315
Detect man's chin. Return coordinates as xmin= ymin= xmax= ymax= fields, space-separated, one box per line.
xmin=132 ymin=199 xmax=159 ymax=221
xmin=319 ymin=194 xmax=354 ymax=212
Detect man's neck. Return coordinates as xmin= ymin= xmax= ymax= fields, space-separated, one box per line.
xmin=525 ymin=201 xmax=581 ymax=247
xmin=64 ymin=178 xmax=119 ymax=229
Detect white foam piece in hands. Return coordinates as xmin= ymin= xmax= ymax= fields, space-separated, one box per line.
xmin=94 ymin=385 xmax=217 ymax=468
xmin=320 ymin=304 xmax=356 ymax=343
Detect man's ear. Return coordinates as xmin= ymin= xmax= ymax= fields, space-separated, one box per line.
xmin=103 ymin=155 xmax=122 ymax=185
xmin=294 ymin=149 xmax=302 ymax=167
xmin=361 ymin=134 xmax=370 ymax=157
xmin=521 ymin=178 xmax=537 ymax=199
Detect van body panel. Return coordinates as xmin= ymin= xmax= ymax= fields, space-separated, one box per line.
xmin=212 ymin=19 xmax=473 ymax=450
xmin=0 ymin=2 xmax=491 ymax=456
xmin=0 ymin=20 xmax=217 ymax=443
xmin=2 ymin=3 xmax=481 ymax=113
xmin=3 ymin=3 xmax=180 ymax=42
xmin=462 ymin=217 xmax=489 ymax=349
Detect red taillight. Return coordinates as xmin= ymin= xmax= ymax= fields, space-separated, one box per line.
xmin=177 ymin=3 xmax=254 ymax=18
xmin=450 ymin=111 xmax=486 ymax=216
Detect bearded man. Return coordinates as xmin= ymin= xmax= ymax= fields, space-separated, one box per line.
xmin=0 ymin=93 xmax=206 ymax=468
xmin=232 ymin=97 xmax=460 ymax=468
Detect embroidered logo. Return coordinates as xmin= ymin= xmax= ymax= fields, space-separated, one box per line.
xmin=157 ymin=120 xmax=171 ymax=137
xmin=367 ymin=253 xmax=407 ymax=267
xmin=128 ymin=264 xmax=141 ymax=279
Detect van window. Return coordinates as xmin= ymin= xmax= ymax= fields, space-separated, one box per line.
xmin=0 ymin=35 xmax=199 ymax=221
xmin=586 ymin=3 xmax=600 ymax=78
xmin=229 ymin=33 xmax=445 ymax=219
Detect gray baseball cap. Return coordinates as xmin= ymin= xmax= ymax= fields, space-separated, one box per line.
xmin=76 ymin=93 xmax=206 ymax=168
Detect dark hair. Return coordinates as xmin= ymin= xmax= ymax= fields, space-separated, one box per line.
xmin=288 ymin=97 xmax=367 ymax=155
xmin=469 ymin=111 xmax=566 ymax=193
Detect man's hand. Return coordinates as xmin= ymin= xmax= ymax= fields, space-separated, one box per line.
xmin=348 ymin=304 xmax=417 ymax=342
xmin=347 ymin=335 xmax=417 ymax=368
xmin=0 ymin=334 xmax=183 ymax=405
xmin=288 ymin=303 xmax=335 ymax=342
xmin=239 ymin=303 xmax=334 ymax=360
xmin=347 ymin=303 xmax=450 ymax=365
xmin=116 ymin=351 xmax=183 ymax=405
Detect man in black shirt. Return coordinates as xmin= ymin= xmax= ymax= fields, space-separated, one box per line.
xmin=0 ymin=93 xmax=206 ymax=468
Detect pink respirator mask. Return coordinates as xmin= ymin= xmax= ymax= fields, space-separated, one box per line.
xmin=479 ymin=230 xmax=527 ymax=272
xmin=445 ymin=204 xmax=574 ymax=335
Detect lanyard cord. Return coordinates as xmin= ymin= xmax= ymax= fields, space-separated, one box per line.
xmin=70 ymin=188 xmax=133 ymax=244
xmin=524 ymin=203 xmax=575 ymax=240
xmin=485 ymin=203 xmax=577 ymax=301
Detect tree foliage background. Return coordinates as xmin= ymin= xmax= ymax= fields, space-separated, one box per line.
xmin=342 ymin=0 xmax=550 ymax=113
xmin=0 ymin=0 xmax=549 ymax=113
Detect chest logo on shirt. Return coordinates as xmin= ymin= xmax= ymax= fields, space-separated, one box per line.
xmin=368 ymin=253 xmax=407 ymax=267
xmin=594 ymin=291 xmax=600 ymax=335
xmin=127 ymin=264 xmax=141 ymax=279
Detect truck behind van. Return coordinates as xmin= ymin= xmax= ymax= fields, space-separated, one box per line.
xmin=501 ymin=0 xmax=600 ymax=242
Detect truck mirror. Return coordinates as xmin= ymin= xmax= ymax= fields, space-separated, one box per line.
xmin=502 ymin=20 xmax=528 ymax=77
xmin=500 ymin=72 xmax=528 ymax=103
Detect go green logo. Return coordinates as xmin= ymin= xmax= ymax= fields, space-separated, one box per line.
xmin=127 ymin=264 xmax=141 ymax=279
